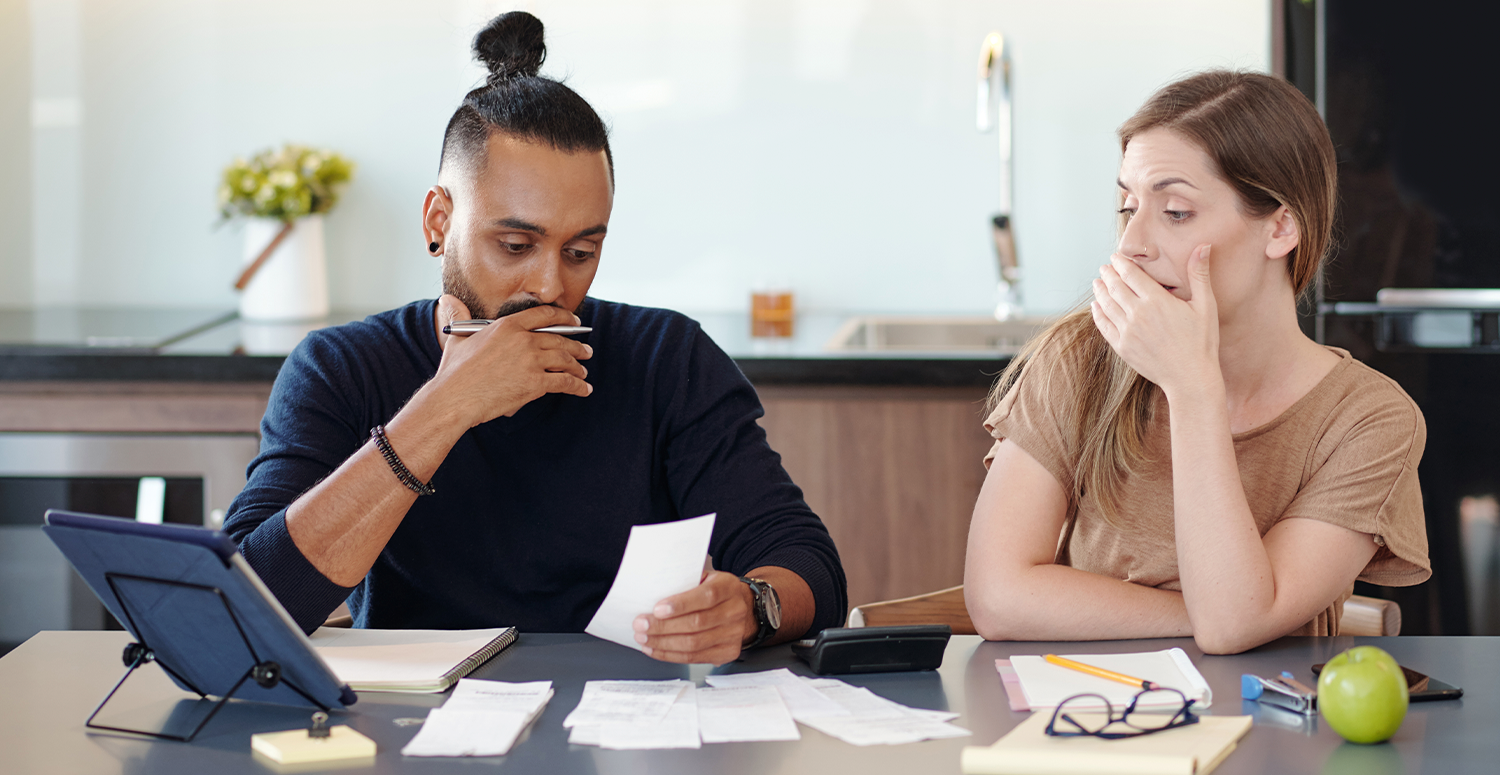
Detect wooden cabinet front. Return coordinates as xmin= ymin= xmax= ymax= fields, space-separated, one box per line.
xmin=757 ymin=385 xmax=995 ymax=613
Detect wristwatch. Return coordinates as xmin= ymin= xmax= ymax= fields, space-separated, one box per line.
xmin=738 ymin=576 xmax=782 ymax=649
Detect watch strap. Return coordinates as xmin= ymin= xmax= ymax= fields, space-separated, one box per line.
xmin=739 ymin=576 xmax=778 ymax=649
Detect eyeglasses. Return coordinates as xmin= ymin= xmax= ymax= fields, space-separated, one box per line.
xmin=1045 ymin=688 xmax=1200 ymax=740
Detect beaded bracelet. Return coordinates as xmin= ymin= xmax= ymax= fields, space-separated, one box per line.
xmin=370 ymin=425 xmax=436 ymax=496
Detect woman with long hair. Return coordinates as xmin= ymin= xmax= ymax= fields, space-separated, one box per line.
xmin=964 ymin=71 xmax=1430 ymax=654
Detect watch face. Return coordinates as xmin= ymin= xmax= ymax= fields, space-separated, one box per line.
xmin=762 ymin=582 xmax=782 ymax=630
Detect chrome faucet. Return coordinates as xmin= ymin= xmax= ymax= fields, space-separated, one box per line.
xmin=978 ymin=31 xmax=1020 ymax=321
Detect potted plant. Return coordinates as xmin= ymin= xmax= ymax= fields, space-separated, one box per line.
xmin=219 ymin=144 xmax=354 ymax=321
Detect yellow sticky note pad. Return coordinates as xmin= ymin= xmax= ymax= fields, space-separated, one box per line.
xmin=251 ymin=725 xmax=377 ymax=765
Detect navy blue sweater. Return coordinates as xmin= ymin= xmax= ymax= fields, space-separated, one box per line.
xmin=224 ymin=298 xmax=847 ymax=636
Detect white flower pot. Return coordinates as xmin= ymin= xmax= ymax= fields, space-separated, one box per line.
xmin=239 ymin=215 xmax=330 ymax=322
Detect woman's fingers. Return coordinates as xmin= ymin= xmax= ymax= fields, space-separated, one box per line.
xmin=1186 ymin=244 xmax=1214 ymax=307
xmin=1109 ymin=253 xmax=1171 ymax=299
xmin=1090 ymin=299 xmax=1119 ymax=343
xmin=1097 ymin=262 xmax=1137 ymax=303
xmin=1092 ymin=275 xmax=1129 ymax=322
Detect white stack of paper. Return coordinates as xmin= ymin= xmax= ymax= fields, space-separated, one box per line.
xmin=796 ymin=676 xmax=971 ymax=746
xmin=697 ymin=685 xmax=801 ymax=743
xmin=564 ymin=679 xmax=697 ymax=748
xmin=564 ymin=670 xmax=967 ymax=749
xmin=703 ymin=667 xmax=849 ymax=721
xmin=400 ymin=679 xmax=553 ymax=757
xmin=598 ymin=685 xmax=703 ymax=750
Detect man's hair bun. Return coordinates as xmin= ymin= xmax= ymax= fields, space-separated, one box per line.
xmin=441 ymin=11 xmax=611 ymax=182
xmin=473 ymin=11 xmax=546 ymax=84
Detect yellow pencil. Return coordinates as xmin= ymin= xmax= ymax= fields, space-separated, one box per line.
xmin=1043 ymin=654 xmax=1162 ymax=691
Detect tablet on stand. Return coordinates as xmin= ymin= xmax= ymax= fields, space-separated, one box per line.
xmin=42 ymin=509 xmax=356 ymax=742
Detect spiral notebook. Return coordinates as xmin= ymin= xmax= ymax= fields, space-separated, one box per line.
xmin=309 ymin=626 xmax=519 ymax=693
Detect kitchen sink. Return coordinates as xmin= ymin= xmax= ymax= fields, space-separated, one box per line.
xmin=825 ymin=315 xmax=1053 ymax=352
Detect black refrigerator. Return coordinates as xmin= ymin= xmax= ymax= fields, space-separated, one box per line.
xmin=1288 ymin=0 xmax=1500 ymax=634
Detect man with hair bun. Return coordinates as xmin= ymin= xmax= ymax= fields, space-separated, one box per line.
xmin=224 ymin=11 xmax=846 ymax=665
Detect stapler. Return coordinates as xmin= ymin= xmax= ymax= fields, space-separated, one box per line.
xmin=1241 ymin=671 xmax=1317 ymax=715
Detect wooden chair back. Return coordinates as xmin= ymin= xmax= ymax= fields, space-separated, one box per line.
xmin=846 ymin=585 xmax=977 ymax=634
xmin=1341 ymin=594 xmax=1402 ymax=636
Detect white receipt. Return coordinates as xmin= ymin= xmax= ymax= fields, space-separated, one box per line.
xmin=563 ymin=680 xmax=689 ymax=728
xmin=585 ymin=513 xmax=717 ymax=652
xmin=696 ymin=685 xmax=800 ymax=743
xmin=797 ymin=677 xmax=969 ymax=746
xmin=704 ymin=669 xmax=850 ymax=721
xmin=442 ymin=679 xmax=553 ymax=713
xmin=401 ymin=709 xmax=536 ymax=757
xmin=802 ymin=678 xmax=909 ymax=718
xmin=598 ymin=684 xmax=702 ymax=750
xmin=800 ymin=714 xmax=971 ymax=746
xmin=400 ymin=679 xmax=554 ymax=757
xmin=568 ymin=724 xmax=601 ymax=746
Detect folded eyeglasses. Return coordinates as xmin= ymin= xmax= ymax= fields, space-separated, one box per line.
xmin=1045 ymin=687 xmax=1200 ymax=740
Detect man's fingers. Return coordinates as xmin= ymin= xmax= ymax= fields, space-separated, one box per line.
xmin=643 ymin=631 xmax=740 ymax=656
xmin=502 ymin=303 xmax=581 ymax=330
xmin=634 ymin=609 xmax=722 ymax=638
xmin=437 ymin=295 xmax=472 ymax=348
xmin=642 ymin=642 xmax=742 ymax=665
xmin=652 ymin=571 xmax=739 ymax=619
xmin=635 ymin=619 xmax=744 ymax=664
xmin=537 ymin=336 xmax=594 ymax=362
xmin=538 ymin=349 xmax=588 ymax=379
xmin=437 ymin=293 xmax=472 ymax=322
xmin=632 ymin=571 xmax=752 ymax=665
xmin=542 ymin=372 xmax=592 ymax=398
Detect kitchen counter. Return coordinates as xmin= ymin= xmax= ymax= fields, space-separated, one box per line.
xmin=0 ymin=307 xmax=1013 ymax=387
xmin=0 ymin=308 xmax=1008 ymax=607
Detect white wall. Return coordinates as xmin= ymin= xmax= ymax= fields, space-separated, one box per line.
xmin=0 ymin=0 xmax=31 ymax=306
xmin=2 ymin=0 xmax=1268 ymax=316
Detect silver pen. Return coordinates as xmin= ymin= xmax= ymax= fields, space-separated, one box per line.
xmin=442 ymin=319 xmax=592 ymax=336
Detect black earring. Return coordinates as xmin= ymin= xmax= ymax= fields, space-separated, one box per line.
xmin=429 ymin=242 xmax=440 ymax=253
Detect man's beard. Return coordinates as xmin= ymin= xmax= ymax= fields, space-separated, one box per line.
xmin=441 ymin=252 xmax=563 ymax=320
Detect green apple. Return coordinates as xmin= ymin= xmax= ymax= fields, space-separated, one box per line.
xmin=1318 ymin=645 xmax=1409 ymax=744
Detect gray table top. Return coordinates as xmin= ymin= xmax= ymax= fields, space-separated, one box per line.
xmin=2 ymin=630 xmax=1495 ymax=774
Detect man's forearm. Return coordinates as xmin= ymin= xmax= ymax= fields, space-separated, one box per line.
xmin=284 ymin=385 xmax=470 ymax=587
xmin=747 ymin=565 xmax=816 ymax=646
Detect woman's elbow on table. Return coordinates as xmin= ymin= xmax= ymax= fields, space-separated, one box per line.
xmin=1191 ymin=629 xmax=1261 ymax=656
xmin=963 ymin=567 xmax=1043 ymax=641
xmin=1189 ymin=612 xmax=1288 ymax=655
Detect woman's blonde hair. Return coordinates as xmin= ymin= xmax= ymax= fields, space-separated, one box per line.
xmin=986 ymin=70 xmax=1337 ymax=523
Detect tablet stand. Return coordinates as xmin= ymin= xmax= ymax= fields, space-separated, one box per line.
xmin=84 ymin=572 xmax=331 ymax=742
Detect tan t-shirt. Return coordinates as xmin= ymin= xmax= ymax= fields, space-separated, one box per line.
xmin=982 ymin=345 xmax=1430 ymax=636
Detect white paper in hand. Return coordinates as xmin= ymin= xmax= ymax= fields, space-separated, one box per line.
xmin=585 ymin=513 xmax=716 ymax=651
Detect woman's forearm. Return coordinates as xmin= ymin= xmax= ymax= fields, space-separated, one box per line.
xmin=965 ymin=562 xmax=1193 ymax=641
xmin=965 ymin=442 xmax=1194 ymax=642
xmin=1164 ymin=381 xmax=1281 ymax=653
